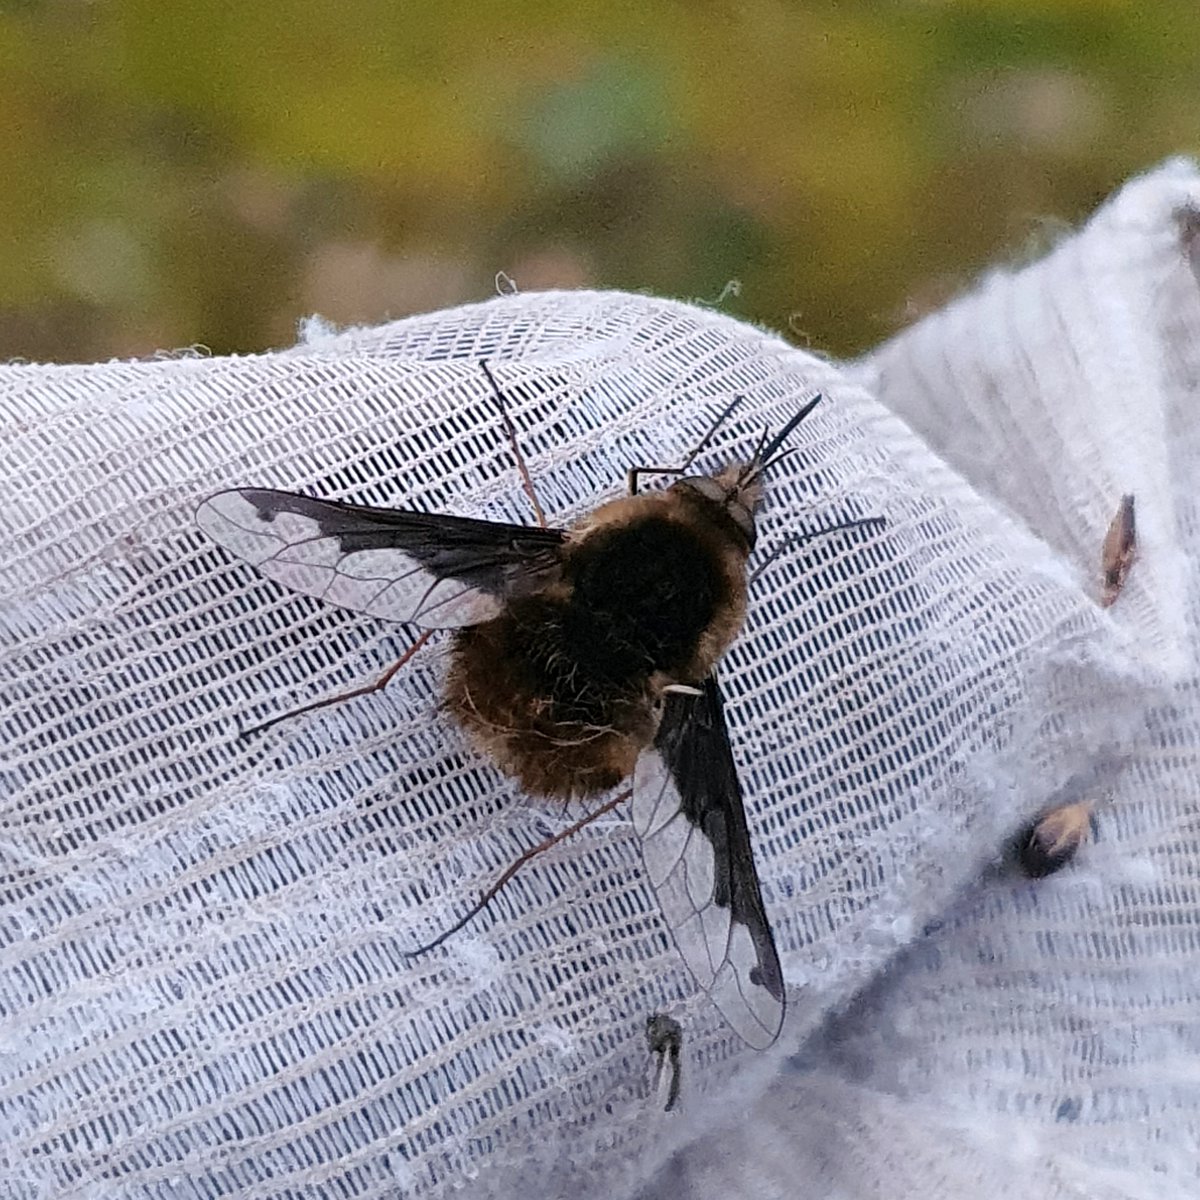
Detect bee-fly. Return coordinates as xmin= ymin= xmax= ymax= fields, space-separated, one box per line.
xmin=197 ymin=364 xmax=881 ymax=1049
xmin=443 ymin=402 xmax=804 ymax=800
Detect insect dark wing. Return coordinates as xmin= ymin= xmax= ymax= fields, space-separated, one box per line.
xmin=197 ymin=489 xmax=568 ymax=628
xmin=632 ymin=675 xmax=786 ymax=1049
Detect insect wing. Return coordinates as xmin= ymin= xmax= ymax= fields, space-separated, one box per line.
xmin=632 ymin=676 xmax=785 ymax=1048
xmin=197 ymin=489 xmax=567 ymax=628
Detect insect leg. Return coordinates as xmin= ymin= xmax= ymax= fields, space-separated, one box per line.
xmin=626 ymin=397 xmax=743 ymax=495
xmin=405 ymin=788 xmax=630 ymax=956
xmin=749 ymin=516 xmax=887 ymax=585
xmin=627 ymin=465 xmax=686 ymax=495
xmin=480 ymin=359 xmax=549 ymax=529
xmin=237 ymin=629 xmax=434 ymax=739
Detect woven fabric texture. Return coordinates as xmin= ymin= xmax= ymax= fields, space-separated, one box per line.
xmin=2 ymin=159 xmax=1197 ymax=1199
xmin=643 ymin=158 xmax=1200 ymax=1200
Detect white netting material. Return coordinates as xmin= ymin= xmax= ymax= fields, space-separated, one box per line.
xmin=1 ymin=159 xmax=1197 ymax=1199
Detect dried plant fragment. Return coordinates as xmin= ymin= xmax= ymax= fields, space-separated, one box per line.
xmin=645 ymin=1012 xmax=683 ymax=1112
xmin=1018 ymin=801 xmax=1096 ymax=878
xmin=1100 ymin=494 xmax=1136 ymax=608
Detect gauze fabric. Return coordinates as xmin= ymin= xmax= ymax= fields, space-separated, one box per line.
xmin=2 ymin=159 xmax=1197 ymax=1199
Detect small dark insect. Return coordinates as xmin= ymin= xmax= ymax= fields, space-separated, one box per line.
xmin=198 ymin=364 xmax=880 ymax=1048
xmin=1100 ymin=494 xmax=1136 ymax=608
xmin=645 ymin=1012 xmax=683 ymax=1112
xmin=1017 ymin=801 xmax=1096 ymax=878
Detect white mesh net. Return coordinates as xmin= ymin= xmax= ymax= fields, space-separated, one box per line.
xmin=2 ymin=158 xmax=1198 ymax=1199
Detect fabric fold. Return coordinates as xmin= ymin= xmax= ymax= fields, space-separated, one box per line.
xmin=2 ymin=164 xmax=1194 ymax=1197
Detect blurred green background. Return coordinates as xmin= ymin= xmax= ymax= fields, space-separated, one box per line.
xmin=2 ymin=1 xmax=1197 ymax=363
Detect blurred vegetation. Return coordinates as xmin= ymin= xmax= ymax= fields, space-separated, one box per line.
xmin=1 ymin=0 xmax=1197 ymax=362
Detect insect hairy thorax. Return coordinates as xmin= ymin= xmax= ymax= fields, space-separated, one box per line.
xmin=443 ymin=465 xmax=764 ymax=800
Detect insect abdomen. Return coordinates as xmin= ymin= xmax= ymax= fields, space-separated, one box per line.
xmin=444 ymin=595 xmax=656 ymax=799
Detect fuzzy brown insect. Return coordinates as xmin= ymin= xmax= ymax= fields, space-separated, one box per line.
xmin=198 ymin=366 xmax=880 ymax=1047
xmin=442 ymin=456 xmax=770 ymax=800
